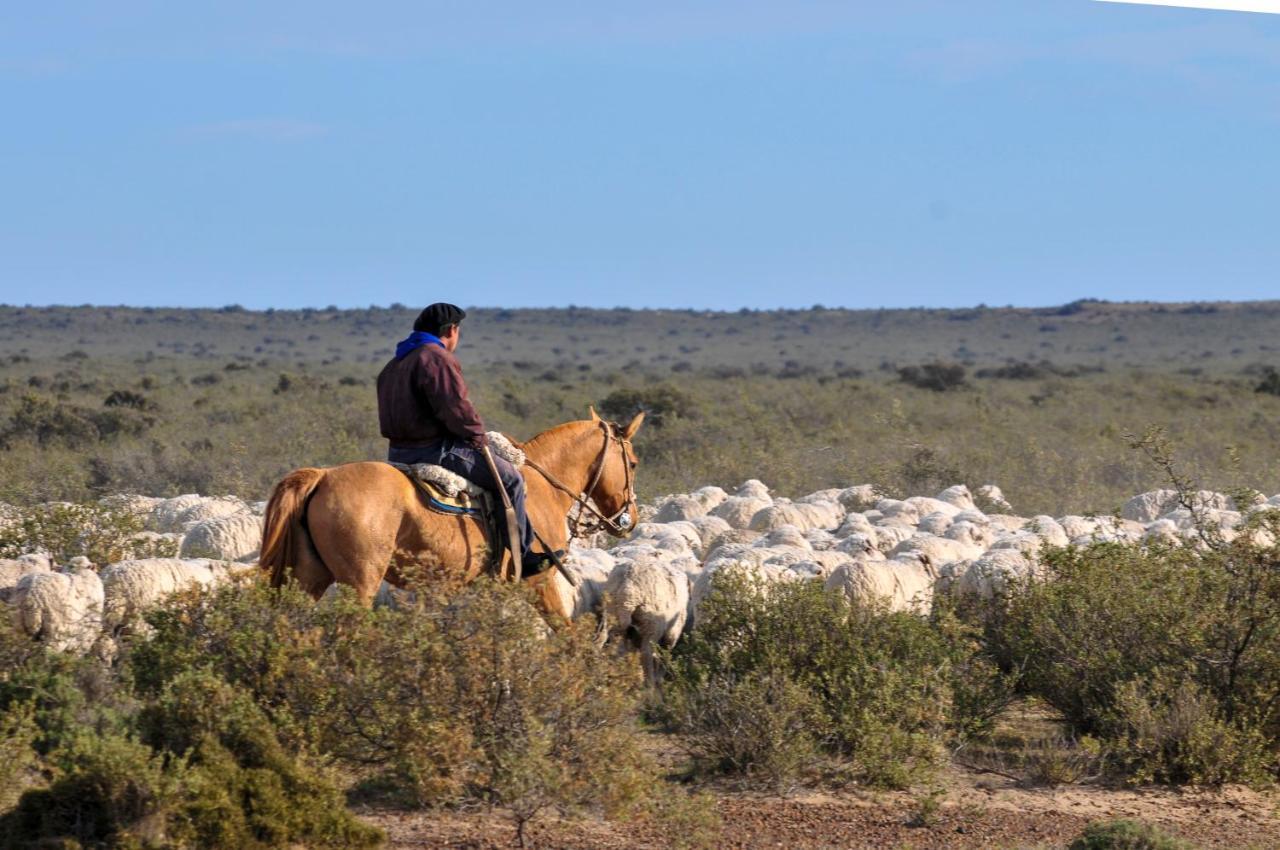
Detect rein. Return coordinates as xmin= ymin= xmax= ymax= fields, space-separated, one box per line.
xmin=524 ymin=421 xmax=637 ymax=540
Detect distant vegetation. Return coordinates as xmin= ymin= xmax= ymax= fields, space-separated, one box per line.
xmin=3 ymin=302 xmax=1280 ymax=514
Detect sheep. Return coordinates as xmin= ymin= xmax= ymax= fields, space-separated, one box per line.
xmin=735 ymin=479 xmax=771 ymax=500
xmin=179 ymin=510 xmax=263 ymax=562
xmin=834 ymin=512 xmax=876 ymax=539
xmin=869 ymin=524 xmax=915 ymax=553
xmin=148 ymin=494 xmax=209 ymax=532
xmin=906 ymin=496 xmax=961 ymax=519
xmin=804 ymin=528 xmax=837 ymax=551
xmin=954 ymin=550 xmax=1036 ymax=600
xmin=711 ymin=496 xmax=773 ymax=530
xmin=0 ymin=554 xmax=54 ymax=603
xmin=100 ymin=558 xmax=240 ymax=635
xmin=945 ymin=520 xmax=995 ymax=549
xmin=758 ymin=525 xmax=811 ymax=551
xmin=986 ymin=515 xmax=1028 ymax=534
xmin=688 ymin=515 xmax=732 ymax=551
xmin=174 ymin=496 xmax=250 ymax=531
xmin=794 ymin=499 xmax=845 ymax=531
xmin=976 ymin=484 xmax=1013 ymax=513
xmin=603 ymin=556 xmax=690 ymax=685
xmin=837 ymin=484 xmax=882 ymax=512
xmin=691 ymin=485 xmax=729 ymax=511
xmin=891 ymin=533 xmax=984 ymax=568
xmin=9 ymin=566 xmax=104 ymax=653
xmin=936 ymin=485 xmax=977 ymax=512
xmin=874 ymin=499 xmax=920 ymax=528
xmin=1027 ymin=515 xmax=1070 ymax=548
xmin=748 ymin=502 xmax=812 ymax=533
xmin=824 ymin=553 xmax=935 ymax=613
xmin=703 ymin=529 xmax=762 ymax=561
xmin=654 ymin=495 xmax=708 ymax=523
xmin=918 ymin=511 xmax=954 ymax=536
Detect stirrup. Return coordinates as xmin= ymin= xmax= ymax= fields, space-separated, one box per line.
xmin=522 ymin=549 xmax=566 ymax=578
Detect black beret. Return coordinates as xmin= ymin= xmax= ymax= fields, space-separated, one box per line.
xmin=413 ymin=303 xmax=467 ymax=335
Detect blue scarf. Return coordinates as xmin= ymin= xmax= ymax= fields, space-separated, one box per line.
xmin=394 ymin=331 xmax=445 ymax=360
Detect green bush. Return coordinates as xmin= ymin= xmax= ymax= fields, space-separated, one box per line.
xmin=597 ymin=384 xmax=696 ymax=428
xmin=0 ymin=501 xmax=173 ymax=564
xmin=897 ymin=361 xmax=967 ymax=392
xmin=993 ymin=532 xmax=1280 ymax=785
xmin=1068 ymin=818 xmax=1197 ymax=850
xmin=131 ymin=579 xmax=704 ymax=844
xmin=664 ymin=573 xmax=1005 ymax=789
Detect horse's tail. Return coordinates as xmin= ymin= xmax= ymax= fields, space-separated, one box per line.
xmin=259 ymin=467 xmax=326 ymax=589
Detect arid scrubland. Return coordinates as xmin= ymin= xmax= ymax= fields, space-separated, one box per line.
xmin=3 ymin=302 xmax=1280 ymax=514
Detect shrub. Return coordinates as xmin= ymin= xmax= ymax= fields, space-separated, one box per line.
xmin=0 ymin=501 xmax=171 ymax=564
xmin=1068 ymin=819 xmax=1197 ymax=850
xmin=598 ymin=385 xmax=696 ymax=428
xmin=131 ymin=579 xmax=695 ymax=844
xmin=664 ymin=573 xmax=1003 ymax=789
xmin=897 ymin=361 xmax=967 ymax=392
xmin=1254 ymin=366 xmax=1280 ymax=396
xmin=992 ymin=532 xmax=1280 ymax=785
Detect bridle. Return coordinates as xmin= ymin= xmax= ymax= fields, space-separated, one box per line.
xmin=524 ymin=420 xmax=638 ymax=540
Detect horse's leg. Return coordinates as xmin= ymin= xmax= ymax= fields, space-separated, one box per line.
xmin=306 ymin=477 xmax=398 ymax=607
xmin=289 ymin=517 xmax=334 ymax=599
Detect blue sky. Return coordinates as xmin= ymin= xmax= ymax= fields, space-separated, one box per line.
xmin=1 ymin=1 xmax=1277 ymax=310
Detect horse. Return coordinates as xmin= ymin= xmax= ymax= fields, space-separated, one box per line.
xmin=257 ymin=409 xmax=644 ymax=620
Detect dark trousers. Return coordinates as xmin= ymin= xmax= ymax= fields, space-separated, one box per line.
xmin=388 ymin=440 xmax=535 ymax=559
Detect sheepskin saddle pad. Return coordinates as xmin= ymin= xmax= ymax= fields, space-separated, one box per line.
xmin=389 ymin=432 xmax=526 ymax=516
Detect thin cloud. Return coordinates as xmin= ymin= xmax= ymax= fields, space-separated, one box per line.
xmin=182 ymin=118 xmax=329 ymax=141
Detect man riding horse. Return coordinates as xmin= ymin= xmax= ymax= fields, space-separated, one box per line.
xmin=376 ymin=302 xmax=562 ymax=576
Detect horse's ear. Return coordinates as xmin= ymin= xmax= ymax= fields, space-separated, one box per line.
xmin=588 ymin=405 xmax=601 ymax=422
xmin=623 ymin=411 xmax=645 ymax=440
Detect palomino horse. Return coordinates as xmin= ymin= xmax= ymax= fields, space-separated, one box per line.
xmin=258 ymin=410 xmax=644 ymax=619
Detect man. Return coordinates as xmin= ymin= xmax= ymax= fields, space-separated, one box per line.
xmin=376 ymin=303 xmax=555 ymax=574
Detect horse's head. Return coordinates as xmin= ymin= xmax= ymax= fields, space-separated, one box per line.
xmin=587 ymin=406 xmax=645 ymax=534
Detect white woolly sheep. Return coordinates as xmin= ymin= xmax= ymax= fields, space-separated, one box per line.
xmin=917 ymin=512 xmax=954 ymax=536
xmin=945 ymin=520 xmax=995 ymax=549
xmin=9 ymin=567 xmax=104 ymax=653
xmin=711 ymin=496 xmax=773 ymax=530
xmin=691 ymin=485 xmax=729 ymax=511
xmin=824 ymin=554 xmax=935 ymax=613
xmin=748 ymin=502 xmax=812 ymax=533
xmin=0 ymin=554 xmax=54 ymax=603
xmin=174 ymin=496 xmax=250 ymax=531
xmin=976 ymin=484 xmax=1013 ymax=512
xmin=794 ymin=499 xmax=845 ymax=531
xmin=906 ymin=496 xmax=961 ymax=519
xmin=654 ymin=495 xmax=708 ymax=523
xmin=804 ymin=528 xmax=837 ymax=551
xmin=100 ymin=558 xmax=240 ymax=634
xmin=936 ymin=485 xmax=977 ymax=512
xmin=1026 ymin=516 xmax=1070 ymax=548
xmin=890 ymin=534 xmax=984 ymax=568
xmin=874 ymin=499 xmax=920 ymax=527
xmin=954 ymin=550 xmax=1036 ymax=600
xmin=688 ymin=515 xmax=732 ymax=550
xmin=837 ymin=484 xmax=882 ymax=512
xmin=603 ymin=557 xmax=690 ymax=685
xmin=758 ymin=525 xmax=812 ymax=552
xmin=179 ymin=510 xmax=263 ymax=562
xmin=834 ymin=512 xmax=876 ymax=539
xmin=735 ymin=479 xmax=771 ymax=500
xmin=148 ymin=494 xmax=209 ymax=532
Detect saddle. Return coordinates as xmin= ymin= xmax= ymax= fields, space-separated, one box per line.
xmin=389 ymin=462 xmax=491 ymax=516
xmin=386 ymin=432 xmax=527 ymax=574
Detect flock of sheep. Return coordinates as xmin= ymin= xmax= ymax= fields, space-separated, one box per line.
xmin=2 ymin=479 xmax=1274 ymax=666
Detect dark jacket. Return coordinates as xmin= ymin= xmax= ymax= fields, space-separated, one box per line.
xmin=376 ymin=344 xmax=487 ymax=449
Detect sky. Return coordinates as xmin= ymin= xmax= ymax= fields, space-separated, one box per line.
xmin=1 ymin=1 xmax=1278 ymax=310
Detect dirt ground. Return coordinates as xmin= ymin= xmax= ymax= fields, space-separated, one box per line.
xmin=358 ymin=766 xmax=1280 ymax=850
